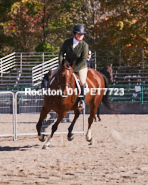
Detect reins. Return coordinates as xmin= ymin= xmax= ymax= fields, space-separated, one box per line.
xmin=54 ymin=66 xmax=74 ymax=89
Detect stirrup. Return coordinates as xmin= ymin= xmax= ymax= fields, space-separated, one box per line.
xmin=78 ymin=100 xmax=85 ymax=109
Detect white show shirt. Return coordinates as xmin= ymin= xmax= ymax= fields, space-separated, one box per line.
xmin=73 ymin=37 xmax=79 ymax=49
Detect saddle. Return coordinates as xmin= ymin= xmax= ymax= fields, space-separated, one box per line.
xmin=73 ymin=73 xmax=81 ymax=95
xmin=48 ymin=72 xmax=88 ymax=98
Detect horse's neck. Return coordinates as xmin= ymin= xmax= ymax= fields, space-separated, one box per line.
xmin=100 ymin=68 xmax=107 ymax=78
xmin=100 ymin=68 xmax=105 ymax=73
xmin=99 ymin=68 xmax=109 ymax=84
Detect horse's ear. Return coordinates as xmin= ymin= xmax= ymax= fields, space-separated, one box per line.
xmin=48 ymin=69 xmax=53 ymax=77
xmin=71 ymin=61 xmax=76 ymax=68
xmin=62 ymin=59 xmax=66 ymax=66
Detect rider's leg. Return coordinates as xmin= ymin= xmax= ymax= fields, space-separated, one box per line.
xmin=48 ymin=67 xmax=59 ymax=86
xmin=78 ymin=67 xmax=88 ymax=108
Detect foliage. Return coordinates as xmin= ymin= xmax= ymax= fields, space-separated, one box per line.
xmin=93 ymin=0 xmax=148 ymax=50
xmin=3 ymin=0 xmax=44 ymax=52
xmin=43 ymin=0 xmax=89 ymax=49
xmin=0 ymin=0 xmax=148 ymax=61
xmin=35 ymin=41 xmax=58 ymax=52
xmin=0 ymin=0 xmax=21 ymax=56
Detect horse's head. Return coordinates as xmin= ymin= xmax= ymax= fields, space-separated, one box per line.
xmin=56 ymin=59 xmax=75 ymax=96
xmin=101 ymin=64 xmax=113 ymax=83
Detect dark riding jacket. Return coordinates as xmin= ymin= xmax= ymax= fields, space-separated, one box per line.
xmin=41 ymin=73 xmax=49 ymax=88
xmin=59 ymin=38 xmax=88 ymax=73
xmin=87 ymin=58 xmax=93 ymax=69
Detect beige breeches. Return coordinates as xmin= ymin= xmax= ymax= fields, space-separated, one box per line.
xmin=51 ymin=66 xmax=88 ymax=86
xmin=78 ymin=67 xmax=88 ymax=85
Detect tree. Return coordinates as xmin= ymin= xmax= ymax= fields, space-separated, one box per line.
xmin=0 ymin=0 xmax=21 ymax=56
xmin=91 ymin=0 xmax=148 ymax=66
xmin=38 ymin=0 xmax=98 ymax=50
xmin=93 ymin=0 xmax=148 ymax=50
xmin=3 ymin=0 xmax=44 ymax=52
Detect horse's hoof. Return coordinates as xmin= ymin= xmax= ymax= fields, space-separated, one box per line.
xmin=88 ymin=138 xmax=93 ymax=145
xmin=86 ymin=137 xmax=92 ymax=142
xmin=38 ymin=134 xmax=45 ymax=142
xmin=67 ymin=133 xmax=74 ymax=141
xmin=42 ymin=145 xmax=49 ymax=150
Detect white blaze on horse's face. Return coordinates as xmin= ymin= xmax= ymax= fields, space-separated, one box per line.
xmin=67 ymin=70 xmax=69 ymax=76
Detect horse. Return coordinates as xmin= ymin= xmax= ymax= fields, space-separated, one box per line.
xmin=94 ymin=64 xmax=113 ymax=121
xmin=36 ymin=59 xmax=113 ymax=149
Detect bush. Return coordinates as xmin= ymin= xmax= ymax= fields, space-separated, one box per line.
xmin=35 ymin=41 xmax=58 ymax=52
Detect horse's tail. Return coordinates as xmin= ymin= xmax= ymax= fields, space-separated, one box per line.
xmin=100 ymin=73 xmax=112 ymax=112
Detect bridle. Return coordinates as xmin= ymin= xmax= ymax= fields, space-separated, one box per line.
xmin=54 ymin=66 xmax=74 ymax=89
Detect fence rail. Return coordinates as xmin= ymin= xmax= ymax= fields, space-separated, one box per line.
xmin=108 ymin=84 xmax=148 ymax=104
xmin=0 ymin=49 xmax=148 ymax=87
xmin=0 ymin=90 xmax=85 ymax=140
xmin=0 ymin=91 xmax=15 ymax=140
xmin=32 ymin=57 xmax=59 ymax=86
xmin=0 ymin=52 xmax=16 ymax=77
xmin=0 ymin=84 xmax=148 ymax=140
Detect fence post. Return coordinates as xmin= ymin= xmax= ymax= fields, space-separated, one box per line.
xmin=20 ymin=53 xmax=22 ymax=72
xmin=141 ymin=85 xmax=143 ymax=104
xmin=83 ymin=108 xmax=85 ymax=135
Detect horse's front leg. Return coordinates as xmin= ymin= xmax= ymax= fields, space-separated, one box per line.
xmin=67 ymin=109 xmax=81 ymax=141
xmin=42 ymin=112 xmax=66 ymax=149
xmin=86 ymin=116 xmax=93 ymax=142
xmin=36 ymin=105 xmax=51 ymax=142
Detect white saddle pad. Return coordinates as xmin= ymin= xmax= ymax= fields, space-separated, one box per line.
xmin=73 ymin=73 xmax=88 ymax=95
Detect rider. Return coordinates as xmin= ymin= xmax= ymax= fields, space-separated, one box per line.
xmin=41 ymin=70 xmax=53 ymax=89
xmin=87 ymin=50 xmax=93 ymax=69
xmin=51 ymin=23 xmax=88 ymax=109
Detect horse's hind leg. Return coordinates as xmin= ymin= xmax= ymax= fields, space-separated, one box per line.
xmin=43 ymin=112 xmax=66 ymax=149
xmin=36 ymin=105 xmax=51 ymax=142
xmin=67 ymin=109 xmax=81 ymax=141
xmin=97 ymin=106 xmax=101 ymax=121
xmin=86 ymin=99 xmax=100 ymax=142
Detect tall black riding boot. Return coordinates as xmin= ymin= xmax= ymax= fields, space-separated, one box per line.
xmin=78 ymin=83 xmax=87 ymax=109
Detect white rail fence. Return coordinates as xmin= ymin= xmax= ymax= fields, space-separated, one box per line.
xmin=14 ymin=52 xmax=59 ymax=72
xmin=0 ymin=91 xmax=15 ymax=139
xmin=32 ymin=56 xmax=59 ymax=86
xmin=0 ymin=53 xmax=16 ymax=77
xmin=0 ymin=52 xmax=97 ymax=86
xmin=0 ymin=91 xmax=85 ymax=141
xmin=0 ymin=52 xmax=59 ymax=86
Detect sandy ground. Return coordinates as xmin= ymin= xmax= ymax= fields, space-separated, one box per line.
xmin=0 ymin=114 xmax=148 ymax=185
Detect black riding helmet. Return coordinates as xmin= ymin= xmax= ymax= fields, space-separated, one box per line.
xmin=73 ymin=24 xmax=86 ymax=34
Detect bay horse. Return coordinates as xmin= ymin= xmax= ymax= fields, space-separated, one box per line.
xmin=36 ymin=59 xmax=113 ymax=149
xmin=94 ymin=64 xmax=113 ymax=121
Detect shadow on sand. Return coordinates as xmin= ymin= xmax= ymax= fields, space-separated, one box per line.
xmin=0 ymin=144 xmax=40 ymax=151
